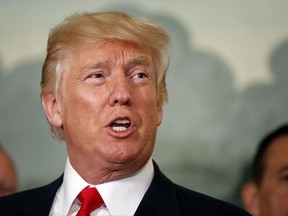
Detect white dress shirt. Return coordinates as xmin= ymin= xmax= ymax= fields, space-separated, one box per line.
xmin=49 ymin=157 xmax=154 ymax=216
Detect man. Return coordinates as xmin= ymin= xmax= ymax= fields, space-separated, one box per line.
xmin=0 ymin=12 xmax=249 ymax=215
xmin=0 ymin=145 xmax=17 ymax=197
xmin=241 ymin=124 xmax=288 ymax=216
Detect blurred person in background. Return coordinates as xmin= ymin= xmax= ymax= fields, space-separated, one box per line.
xmin=0 ymin=144 xmax=17 ymax=197
xmin=241 ymin=124 xmax=288 ymax=216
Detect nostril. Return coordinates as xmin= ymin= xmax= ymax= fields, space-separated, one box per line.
xmin=114 ymin=98 xmax=130 ymax=105
xmin=111 ymin=94 xmax=131 ymax=106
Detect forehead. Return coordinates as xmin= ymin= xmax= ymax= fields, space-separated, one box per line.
xmin=265 ymin=136 xmax=288 ymax=169
xmin=71 ymin=40 xmax=153 ymax=66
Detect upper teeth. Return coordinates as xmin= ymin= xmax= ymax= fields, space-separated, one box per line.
xmin=114 ymin=119 xmax=130 ymax=124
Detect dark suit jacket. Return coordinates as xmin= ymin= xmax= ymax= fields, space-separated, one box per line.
xmin=0 ymin=162 xmax=250 ymax=215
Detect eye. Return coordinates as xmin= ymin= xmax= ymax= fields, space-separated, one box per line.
xmin=134 ymin=72 xmax=147 ymax=79
xmin=90 ymin=73 xmax=104 ymax=79
xmin=85 ymin=72 xmax=106 ymax=85
xmin=282 ymin=174 xmax=288 ymax=181
xmin=130 ymin=72 xmax=149 ymax=85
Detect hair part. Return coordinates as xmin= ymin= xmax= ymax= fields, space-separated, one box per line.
xmin=41 ymin=11 xmax=170 ymax=140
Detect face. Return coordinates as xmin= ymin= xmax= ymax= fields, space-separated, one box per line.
xmin=43 ymin=40 xmax=162 ymax=180
xmin=255 ymin=136 xmax=288 ymax=216
xmin=0 ymin=150 xmax=16 ymax=196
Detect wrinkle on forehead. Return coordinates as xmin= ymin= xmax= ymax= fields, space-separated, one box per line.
xmin=81 ymin=53 xmax=151 ymax=71
xmin=78 ymin=40 xmax=153 ymax=73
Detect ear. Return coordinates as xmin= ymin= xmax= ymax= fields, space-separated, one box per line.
xmin=41 ymin=92 xmax=63 ymax=128
xmin=241 ymin=182 xmax=260 ymax=216
xmin=157 ymin=103 xmax=163 ymax=126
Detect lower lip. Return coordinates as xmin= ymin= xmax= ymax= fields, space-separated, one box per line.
xmin=106 ymin=125 xmax=135 ymax=138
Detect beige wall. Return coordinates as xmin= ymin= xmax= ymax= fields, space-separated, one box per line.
xmin=1 ymin=0 xmax=288 ymax=206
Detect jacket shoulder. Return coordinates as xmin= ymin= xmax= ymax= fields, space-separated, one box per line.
xmin=174 ymin=184 xmax=250 ymax=216
xmin=138 ymin=161 xmax=251 ymax=216
xmin=0 ymin=186 xmax=45 ymax=206
xmin=0 ymin=175 xmax=63 ymax=215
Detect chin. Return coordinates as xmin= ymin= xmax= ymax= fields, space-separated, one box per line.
xmin=109 ymin=151 xmax=138 ymax=164
xmin=107 ymin=149 xmax=149 ymax=166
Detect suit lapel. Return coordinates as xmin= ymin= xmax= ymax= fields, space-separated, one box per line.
xmin=135 ymin=162 xmax=181 ymax=216
xmin=21 ymin=175 xmax=63 ymax=215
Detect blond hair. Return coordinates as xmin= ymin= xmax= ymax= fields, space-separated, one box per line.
xmin=41 ymin=11 xmax=170 ymax=140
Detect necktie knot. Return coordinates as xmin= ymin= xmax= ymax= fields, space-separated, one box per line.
xmin=76 ymin=187 xmax=104 ymax=216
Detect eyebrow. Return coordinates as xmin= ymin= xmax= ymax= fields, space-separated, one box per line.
xmin=129 ymin=54 xmax=150 ymax=64
xmin=125 ymin=59 xmax=149 ymax=70
xmin=82 ymin=61 xmax=110 ymax=71
xmin=278 ymin=165 xmax=288 ymax=174
xmin=125 ymin=53 xmax=151 ymax=68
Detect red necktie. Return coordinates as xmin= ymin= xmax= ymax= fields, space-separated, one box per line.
xmin=76 ymin=187 xmax=104 ymax=216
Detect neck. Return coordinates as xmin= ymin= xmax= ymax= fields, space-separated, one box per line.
xmin=68 ymin=155 xmax=149 ymax=185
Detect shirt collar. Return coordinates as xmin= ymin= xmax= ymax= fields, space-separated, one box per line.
xmin=56 ymin=157 xmax=154 ymax=216
xmin=54 ymin=157 xmax=90 ymax=215
xmin=96 ymin=159 xmax=154 ymax=215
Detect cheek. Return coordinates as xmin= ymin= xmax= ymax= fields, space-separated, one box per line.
xmin=63 ymin=84 xmax=104 ymax=110
xmin=259 ymin=182 xmax=288 ymax=214
xmin=273 ymin=186 xmax=288 ymax=204
xmin=139 ymin=97 xmax=160 ymax=123
xmin=61 ymin=89 xmax=104 ymax=131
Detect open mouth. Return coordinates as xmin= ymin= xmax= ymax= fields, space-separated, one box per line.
xmin=109 ymin=118 xmax=131 ymax=132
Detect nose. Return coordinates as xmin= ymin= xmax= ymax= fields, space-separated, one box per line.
xmin=109 ymin=72 xmax=132 ymax=106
